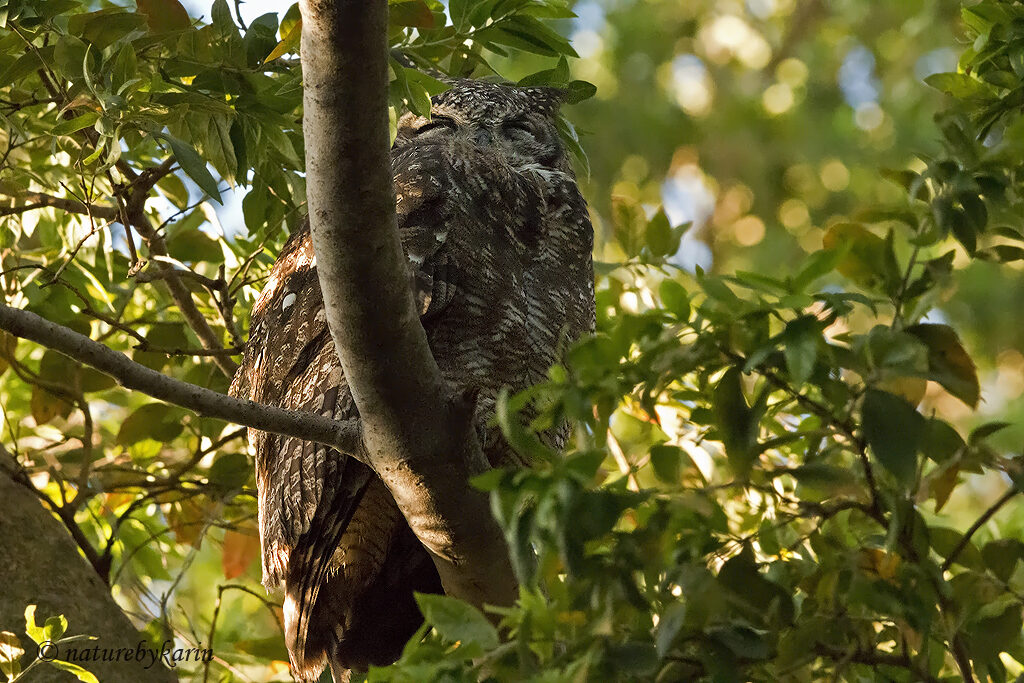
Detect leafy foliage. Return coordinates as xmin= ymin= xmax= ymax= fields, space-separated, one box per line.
xmin=2 ymin=606 xmax=98 ymax=683
xmin=1 ymin=0 xmax=1024 ymax=681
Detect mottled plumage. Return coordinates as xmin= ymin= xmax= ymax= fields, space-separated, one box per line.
xmin=230 ymin=80 xmax=595 ymax=682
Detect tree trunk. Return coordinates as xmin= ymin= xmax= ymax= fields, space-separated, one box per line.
xmin=0 ymin=465 xmax=177 ymax=683
xmin=298 ymin=0 xmax=517 ymax=610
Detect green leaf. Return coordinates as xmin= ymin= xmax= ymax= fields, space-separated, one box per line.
xmin=116 ymin=403 xmax=186 ymax=445
xmin=167 ymin=227 xmax=223 ymax=263
xmin=564 ymin=79 xmax=597 ymax=104
xmin=791 ymin=247 xmax=845 ymax=292
xmin=53 ymin=34 xmax=88 ymax=81
xmin=207 ymin=452 xmax=250 ymax=490
xmin=233 ymin=635 xmax=290 ymax=661
xmin=606 ymin=642 xmax=658 ymax=675
xmin=265 ymin=14 xmax=301 ymax=63
xmin=822 ymin=223 xmax=900 ymax=293
xmin=42 ymin=615 xmax=67 ymax=641
xmin=47 ymin=660 xmax=99 ymax=683
xmin=210 ymin=0 xmax=237 ymax=36
xmin=649 ymin=444 xmax=684 ymax=483
xmin=479 ymin=15 xmax=578 ymax=58
xmin=965 ymin=599 xmax=1023 ymax=662
xmin=24 ymin=606 xmax=44 ymax=644
xmin=518 ymin=56 xmax=570 ymax=87
xmin=969 ymin=421 xmax=1011 ymax=444
xmin=0 ymin=49 xmax=50 ymax=88
xmin=982 ymin=539 xmax=1024 ymax=582
xmin=904 ymin=323 xmax=979 ymax=408
xmin=0 ymin=631 xmax=23 ymax=680
xmin=930 ymin=526 xmax=984 ymax=569
xmin=645 ymin=209 xmax=677 ymax=256
xmin=713 ymin=368 xmax=761 ymax=477
xmin=659 ymin=279 xmax=690 ymax=321
xmin=861 ymin=389 xmax=924 ymax=486
xmin=924 ymin=72 xmax=992 ymax=99
xmin=52 ymin=111 xmax=99 ymax=136
xmin=136 ymin=0 xmax=190 ymax=31
xmin=111 ymin=43 xmax=139 ymax=94
xmin=161 ymin=134 xmax=222 ymax=203
xmin=414 ymin=593 xmax=499 ymax=649
xmin=781 ymin=315 xmax=819 ymax=386
xmin=655 ymin=602 xmax=687 ymax=658
xmin=788 ymin=463 xmax=861 ymax=498
xmin=611 ymin=195 xmax=645 ymax=257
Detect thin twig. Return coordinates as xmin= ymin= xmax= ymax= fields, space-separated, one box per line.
xmin=940 ymin=487 xmax=1018 ymax=572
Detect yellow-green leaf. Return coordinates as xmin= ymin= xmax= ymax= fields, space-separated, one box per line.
xmin=264 ymin=16 xmax=300 ymax=64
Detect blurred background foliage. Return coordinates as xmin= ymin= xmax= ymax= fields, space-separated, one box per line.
xmin=3 ymin=0 xmax=1024 ymax=680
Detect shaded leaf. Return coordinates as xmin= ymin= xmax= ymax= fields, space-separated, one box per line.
xmin=713 ymin=368 xmax=760 ymax=476
xmin=649 ymin=445 xmax=684 ymax=483
xmin=414 ymin=593 xmax=499 ymax=649
xmin=162 ymin=134 xmax=222 ymax=203
xmin=208 ymin=452 xmax=250 ymax=491
xmin=116 ymin=403 xmax=185 ymax=445
xmin=221 ymin=527 xmax=259 ymax=579
xmin=905 ymin=323 xmax=979 ymax=408
xmin=781 ymin=315 xmax=819 ymax=386
xmin=862 ymin=389 xmax=924 ymax=486
xmin=135 ymin=0 xmax=190 ymax=31
xmin=659 ymin=279 xmax=690 ymax=321
xmin=982 ymin=539 xmax=1024 ymax=582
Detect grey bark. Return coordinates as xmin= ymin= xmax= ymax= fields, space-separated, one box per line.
xmin=0 ymin=460 xmax=177 ymax=683
xmin=298 ymin=0 xmax=517 ymax=609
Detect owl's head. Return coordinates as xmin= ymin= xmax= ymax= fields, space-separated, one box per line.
xmin=393 ymin=79 xmax=570 ymax=174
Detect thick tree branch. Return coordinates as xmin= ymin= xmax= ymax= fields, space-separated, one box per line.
xmin=299 ymin=0 xmax=516 ymax=609
xmin=0 ymin=304 xmax=367 ymax=462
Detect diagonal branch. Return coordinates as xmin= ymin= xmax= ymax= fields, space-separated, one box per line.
xmin=299 ymin=0 xmax=516 ymax=609
xmin=126 ymin=206 xmax=238 ymax=377
xmin=0 ymin=303 xmax=366 ymax=462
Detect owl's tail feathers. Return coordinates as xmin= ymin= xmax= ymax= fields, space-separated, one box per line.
xmin=283 ymin=515 xmax=446 ymax=682
xmin=281 ymin=521 xmax=349 ymax=683
xmin=280 ymin=464 xmax=373 ymax=682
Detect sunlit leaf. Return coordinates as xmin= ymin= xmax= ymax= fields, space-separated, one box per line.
xmin=264 ymin=15 xmax=301 ymax=63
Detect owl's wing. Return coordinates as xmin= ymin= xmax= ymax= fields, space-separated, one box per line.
xmin=232 ymin=198 xmax=458 ymax=678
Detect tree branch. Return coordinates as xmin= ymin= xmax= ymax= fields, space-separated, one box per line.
xmin=0 ymin=191 xmax=118 ymax=219
xmin=0 ymin=304 xmax=367 ymax=462
xmin=940 ymin=486 xmax=1018 ymax=572
xmin=127 ymin=207 xmax=238 ymax=377
xmin=299 ymin=0 xmax=516 ymax=609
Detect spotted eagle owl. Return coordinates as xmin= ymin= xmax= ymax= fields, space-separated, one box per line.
xmin=230 ymin=80 xmax=595 ymax=682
